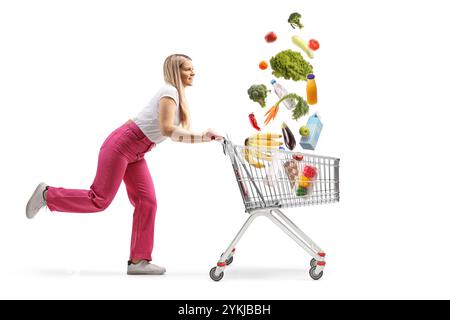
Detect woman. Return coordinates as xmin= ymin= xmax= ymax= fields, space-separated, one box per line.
xmin=25 ymin=54 xmax=223 ymax=275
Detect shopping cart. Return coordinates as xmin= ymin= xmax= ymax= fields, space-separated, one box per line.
xmin=209 ymin=137 xmax=340 ymax=281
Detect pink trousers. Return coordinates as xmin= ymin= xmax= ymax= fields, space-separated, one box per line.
xmin=46 ymin=120 xmax=157 ymax=261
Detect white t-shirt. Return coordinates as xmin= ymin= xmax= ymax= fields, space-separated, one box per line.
xmin=133 ymin=84 xmax=180 ymax=144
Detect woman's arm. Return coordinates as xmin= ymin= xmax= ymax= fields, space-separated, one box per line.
xmin=159 ymin=97 xmax=211 ymax=143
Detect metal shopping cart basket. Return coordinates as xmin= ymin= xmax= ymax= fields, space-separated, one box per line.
xmin=210 ymin=137 xmax=340 ymax=281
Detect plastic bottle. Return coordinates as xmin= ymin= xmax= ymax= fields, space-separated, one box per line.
xmin=306 ymin=74 xmax=317 ymax=105
xmin=271 ymin=79 xmax=296 ymax=110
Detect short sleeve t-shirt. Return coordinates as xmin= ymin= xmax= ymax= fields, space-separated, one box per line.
xmin=133 ymin=84 xmax=180 ymax=144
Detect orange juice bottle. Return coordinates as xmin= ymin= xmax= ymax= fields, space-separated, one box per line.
xmin=306 ymin=74 xmax=317 ymax=105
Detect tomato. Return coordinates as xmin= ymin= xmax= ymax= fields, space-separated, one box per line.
xmin=303 ymin=165 xmax=317 ymax=178
xmin=264 ymin=32 xmax=277 ymax=43
xmin=308 ymin=39 xmax=320 ymax=51
xmin=259 ymin=60 xmax=268 ymax=70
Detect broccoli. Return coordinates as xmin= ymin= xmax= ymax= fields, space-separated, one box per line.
xmin=288 ymin=12 xmax=304 ymax=29
xmin=270 ymin=49 xmax=313 ymax=82
xmin=247 ymin=84 xmax=270 ymax=108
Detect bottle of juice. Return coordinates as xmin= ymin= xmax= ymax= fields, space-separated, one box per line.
xmin=271 ymin=79 xmax=296 ymax=110
xmin=306 ymin=74 xmax=317 ymax=105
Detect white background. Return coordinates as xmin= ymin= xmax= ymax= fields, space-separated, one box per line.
xmin=1 ymin=0 xmax=449 ymax=299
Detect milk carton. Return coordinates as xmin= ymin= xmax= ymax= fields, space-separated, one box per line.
xmin=300 ymin=113 xmax=323 ymax=150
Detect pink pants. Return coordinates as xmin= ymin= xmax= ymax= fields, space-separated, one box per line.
xmin=46 ymin=120 xmax=157 ymax=261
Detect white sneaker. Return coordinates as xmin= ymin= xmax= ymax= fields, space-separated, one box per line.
xmin=127 ymin=260 xmax=166 ymax=275
xmin=26 ymin=182 xmax=48 ymax=219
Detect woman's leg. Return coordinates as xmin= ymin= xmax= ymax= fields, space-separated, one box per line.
xmin=46 ymin=146 xmax=129 ymax=213
xmin=123 ymin=158 xmax=157 ymax=261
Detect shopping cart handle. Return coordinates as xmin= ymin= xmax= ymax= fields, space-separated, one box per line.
xmin=213 ymin=136 xmax=229 ymax=155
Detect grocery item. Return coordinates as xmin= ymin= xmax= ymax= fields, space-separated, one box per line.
xmin=250 ymin=132 xmax=282 ymax=140
xmin=293 ymin=154 xmax=304 ymax=161
xmin=303 ymin=165 xmax=317 ymax=179
xmin=246 ymin=133 xmax=282 ymax=154
xmin=248 ymin=148 xmax=272 ymax=161
xmin=299 ymin=125 xmax=310 ymax=137
xmin=296 ymin=165 xmax=318 ymax=197
xmin=308 ymin=39 xmax=320 ymax=51
xmin=264 ymin=104 xmax=279 ymax=125
xmin=288 ymin=12 xmax=303 ymax=29
xmin=283 ymin=160 xmax=299 ymax=189
xmin=247 ymin=84 xmax=270 ymax=108
xmin=271 ymin=79 xmax=296 ymax=110
xmin=246 ymin=138 xmax=282 ymax=148
xmin=291 ymin=35 xmax=314 ymax=59
xmin=299 ymin=113 xmax=323 ymax=150
xmin=243 ymin=146 xmax=265 ymax=169
xmin=306 ymin=74 xmax=317 ymax=105
xmin=296 ymin=187 xmax=308 ymax=196
xmin=248 ymin=113 xmax=261 ymax=131
xmin=281 ymin=122 xmax=296 ymax=150
xmin=264 ymin=32 xmax=277 ymax=43
xmin=244 ymin=133 xmax=283 ymax=169
xmin=259 ymin=60 xmax=268 ymax=70
xmin=292 ymin=98 xmax=309 ymax=120
xmin=299 ymin=176 xmax=310 ymax=188
xmin=270 ymin=49 xmax=313 ymax=82
xmin=264 ymin=93 xmax=309 ymax=125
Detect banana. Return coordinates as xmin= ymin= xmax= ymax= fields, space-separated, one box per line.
xmin=246 ymin=133 xmax=283 ymax=149
xmin=250 ymin=133 xmax=282 ymax=140
xmin=244 ymin=149 xmax=265 ymax=169
xmin=246 ymin=139 xmax=283 ymax=148
xmin=248 ymin=149 xmax=272 ymax=161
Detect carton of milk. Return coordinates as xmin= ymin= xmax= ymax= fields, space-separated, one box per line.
xmin=300 ymin=113 xmax=323 ymax=150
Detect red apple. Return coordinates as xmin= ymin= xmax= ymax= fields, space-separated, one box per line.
xmin=264 ymin=32 xmax=277 ymax=43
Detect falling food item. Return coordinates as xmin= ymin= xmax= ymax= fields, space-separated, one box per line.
xmin=247 ymin=84 xmax=270 ymax=108
xmin=259 ymin=60 xmax=269 ymax=70
xmin=306 ymin=74 xmax=317 ymax=105
xmin=264 ymin=31 xmax=277 ymax=43
xmin=291 ymin=35 xmax=314 ymax=59
xmin=281 ymin=122 xmax=296 ymax=151
xmin=288 ymin=12 xmax=304 ymax=29
xmin=308 ymin=39 xmax=320 ymax=51
xmin=270 ymin=49 xmax=313 ymax=82
xmin=248 ymin=113 xmax=261 ymax=131
xmin=299 ymin=125 xmax=310 ymax=137
xmin=299 ymin=113 xmax=323 ymax=150
xmin=271 ymin=79 xmax=296 ymax=110
xmin=249 ymin=132 xmax=282 ymax=140
xmin=264 ymin=104 xmax=279 ymax=125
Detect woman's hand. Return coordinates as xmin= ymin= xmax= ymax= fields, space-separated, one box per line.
xmin=203 ymin=128 xmax=224 ymax=141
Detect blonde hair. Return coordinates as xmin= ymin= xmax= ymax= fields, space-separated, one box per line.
xmin=163 ymin=54 xmax=192 ymax=129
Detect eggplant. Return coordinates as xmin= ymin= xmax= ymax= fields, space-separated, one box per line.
xmin=281 ymin=122 xmax=296 ymax=151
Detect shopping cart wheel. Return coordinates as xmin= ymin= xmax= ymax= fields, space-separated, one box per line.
xmin=310 ymin=258 xmax=317 ymax=267
xmin=209 ymin=267 xmax=224 ymax=282
xmin=309 ymin=266 xmax=323 ymax=280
